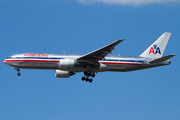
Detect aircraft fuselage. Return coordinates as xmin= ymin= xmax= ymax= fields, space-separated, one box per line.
xmin=3 ymin=53 xmax=170 ymax=72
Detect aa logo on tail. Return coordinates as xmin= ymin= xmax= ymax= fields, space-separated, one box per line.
xmin=149 ymin=44 xmax=161 ymax=54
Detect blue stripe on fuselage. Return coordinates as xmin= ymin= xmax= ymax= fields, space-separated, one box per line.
xmin=102 ymin=59 xmax=144 ymax=63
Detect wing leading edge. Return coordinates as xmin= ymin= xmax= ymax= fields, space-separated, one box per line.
xmin=77 ymin=39 xmax=124 ymax=62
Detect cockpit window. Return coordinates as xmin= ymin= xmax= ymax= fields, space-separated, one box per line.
xmin=7 ymin=57 xmax=12 ymax=59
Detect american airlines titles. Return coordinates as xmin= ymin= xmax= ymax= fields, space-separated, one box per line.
xmin=24 ymin=54 xmax=48 ymax=57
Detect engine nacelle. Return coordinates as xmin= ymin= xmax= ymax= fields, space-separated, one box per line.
xmin=55 ymin=70 xmax=75 ymax=78
xmin=58 ymin=59 xmax=76 ymax=69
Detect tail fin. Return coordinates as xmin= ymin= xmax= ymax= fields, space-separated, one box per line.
xmin=140 ymin=32 xmax=171 ymax=58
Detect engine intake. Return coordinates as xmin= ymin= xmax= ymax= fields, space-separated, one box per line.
xmin=57 ymin=59 xmax=76 ymax=69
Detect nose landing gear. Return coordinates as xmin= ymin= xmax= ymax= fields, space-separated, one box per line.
xmin=15 ymin=67 xmax=21 ymax=76
xmin=81 ymin=72 xmax=95 ymax=83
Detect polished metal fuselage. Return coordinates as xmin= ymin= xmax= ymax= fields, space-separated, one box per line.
xmin=3 ymin=53 xmax=170 ymax=72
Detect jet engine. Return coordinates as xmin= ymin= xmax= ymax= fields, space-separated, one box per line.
xmin=57 ymin=59 xmax=76 ymax=69
xmin=55 ymin=70 xmax=75 ymax=78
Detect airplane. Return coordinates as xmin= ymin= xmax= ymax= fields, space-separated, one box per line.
xmin=3 ymin=32 xmax=175 ymax=83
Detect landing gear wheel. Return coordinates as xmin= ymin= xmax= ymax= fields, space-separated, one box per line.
xmin=15 ymin=68 xmax=21 ymax=76
xmin=17 ymin=73 xmax=21 ymax=76
xmin=91 ymin=73 xmax=95 ymax=78
xmin=89 ymin=78 xmax=93 ymax=83
xmin=82 ymin=71 xmax=96 ymax=83
xmin=82 ymin=77 xmax=85 ymax=81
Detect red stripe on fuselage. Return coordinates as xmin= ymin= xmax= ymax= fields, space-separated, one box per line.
xmin=4 ymin=59 xmax=142 ymax=65
xmin=3 ymin=59 xmax=59 ymax=63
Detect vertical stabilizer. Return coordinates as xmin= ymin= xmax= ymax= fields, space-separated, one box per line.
xmin=140 ymin=32 xmax=171 ymax=59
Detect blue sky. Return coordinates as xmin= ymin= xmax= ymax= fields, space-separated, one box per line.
xmin=0 ymin=0 xmax=180 ymax=120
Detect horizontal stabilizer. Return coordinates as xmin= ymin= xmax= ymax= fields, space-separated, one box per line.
xmin=149 ymin=54 xmax=176 ymax=63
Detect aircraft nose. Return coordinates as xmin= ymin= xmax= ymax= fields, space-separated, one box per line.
xmin=3 ymin=59 xmax=7 ymax=64
xmin=3 ymin=57 xmax=10 ymax=64
xmin=3 ymin=56 xmax=13 ymax=65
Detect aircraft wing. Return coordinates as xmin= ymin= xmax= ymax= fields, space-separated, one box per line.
xmin=77 ymin=39 xmax=124 ymax=62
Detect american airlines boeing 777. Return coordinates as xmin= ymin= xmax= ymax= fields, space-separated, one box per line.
xmin=3 ymin=33 xmax=175 ymax=83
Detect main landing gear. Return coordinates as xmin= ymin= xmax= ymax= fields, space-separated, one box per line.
xmin=15 ymin=67 xmax=21 ymax=76
xmin=81 ymin=72 xmax=95 ymax=83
